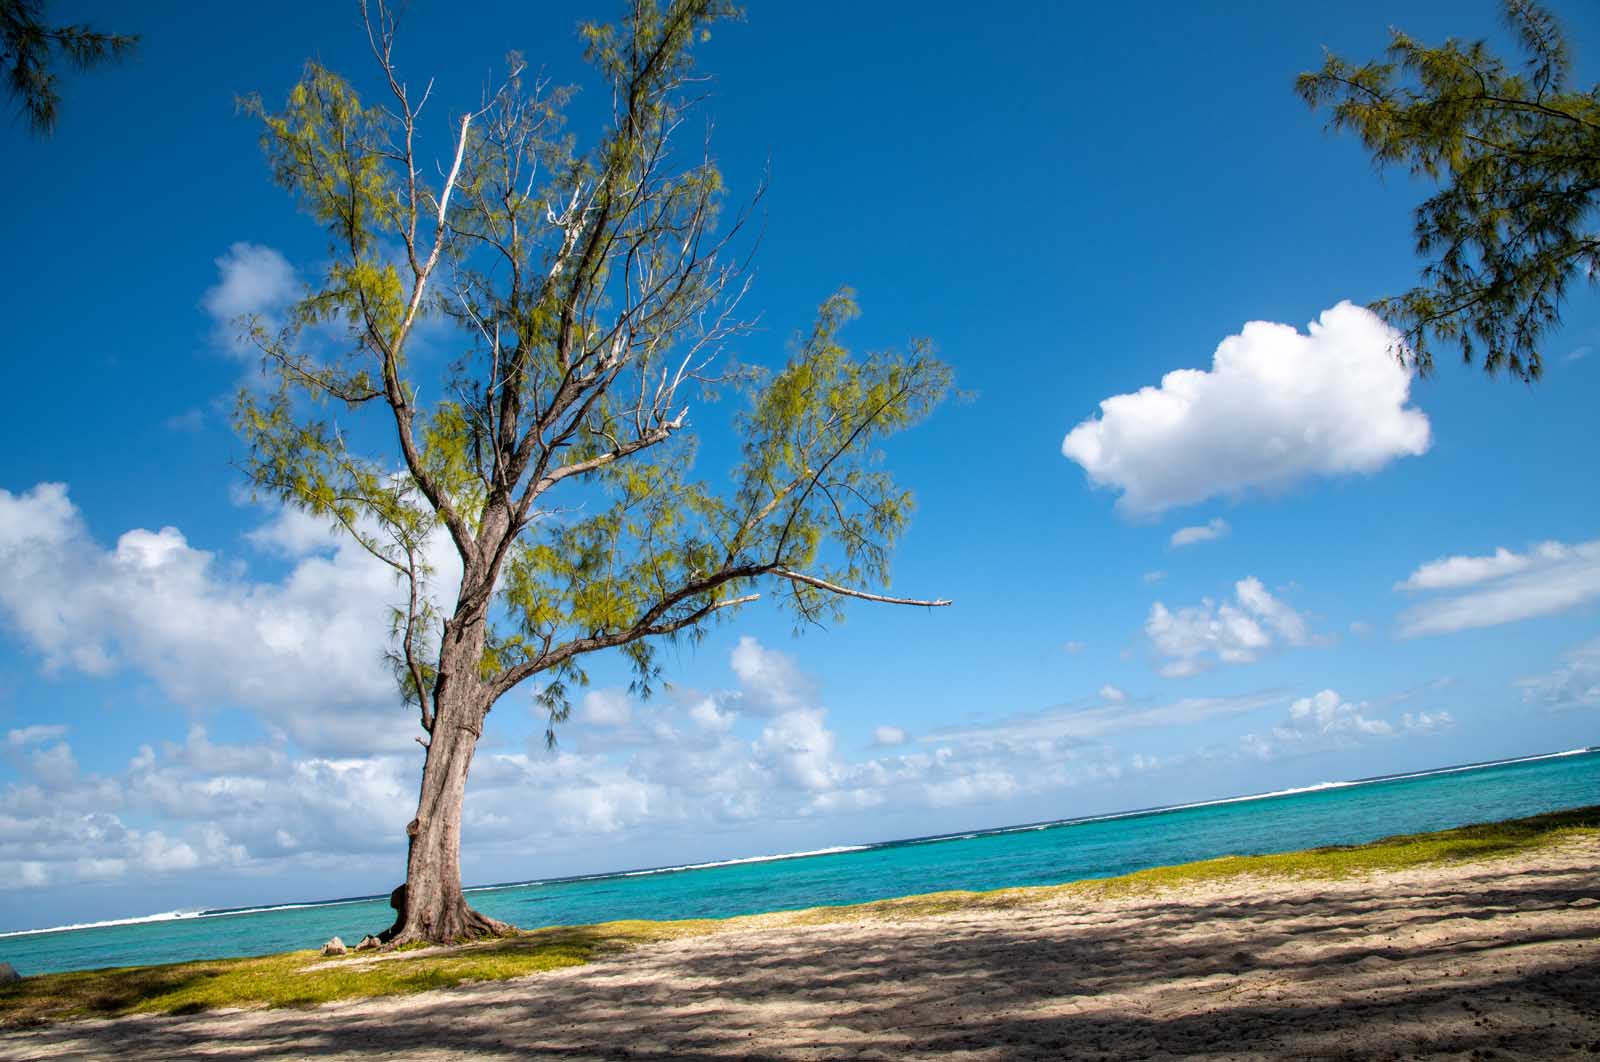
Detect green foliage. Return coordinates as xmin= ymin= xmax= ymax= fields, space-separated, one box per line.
xmin=1 ymin=0 xmax=135 ymax=135
xmin=1299 ymin=0 xmax=1600 ymax=380
xmin=730 ymin=293 xmax=951 ymax=623
xmin=233 ymin=0 xmax=951 ymax=742
xmin=6 ymin=805 xmax=1592 ymax=1025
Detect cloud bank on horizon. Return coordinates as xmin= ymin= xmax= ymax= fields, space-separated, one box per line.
xmin=1061 ymin=302 xmax=1431 ymax=516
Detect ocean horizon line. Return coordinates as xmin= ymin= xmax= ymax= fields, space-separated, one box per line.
xmin=3 ymin=743 xmax=1593 ymax=941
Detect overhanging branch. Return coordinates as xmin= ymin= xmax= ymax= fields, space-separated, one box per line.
xmin=773 ymin=569 xmax=951 ymax=608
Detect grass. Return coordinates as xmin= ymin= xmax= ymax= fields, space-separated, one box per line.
xmin=3 ymin=804 xmax=1596 ymax=1027
xmin=0 ymin=920 xmax=720 ymax=1028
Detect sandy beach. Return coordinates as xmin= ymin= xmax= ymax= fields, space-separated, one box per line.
xmin=4 ymin=835 xmax=1598 ymax=1061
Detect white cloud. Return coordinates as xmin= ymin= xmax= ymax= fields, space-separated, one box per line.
xmin=0 ymin=482 xmax=460 ymax=755
xmin=202 ymin=243 xmax=299 ymax=354
xmin=1288 ymin=689 xmax=1392 ymax=736
xmin=755 ymin=709 xmax=839 ymax=791
xmin=1398 ymin=710 xmax=1454 ymax=733
xmin=1234 ymin=576 xmax=1311 ymax=645
xmin=1170 ymin=518 xmax=1230 ymax=548
xmin=872 ymin=725 xmax=907 ymax=747
xmin=1396 ymin=543 xmax=1567 ymax=592
xmin=1098 ymin=684 xmax=1127 ymax=703
xmin=686 ymin=697 xmax=736 ymax=732
xmin=1146 ymin=576 xmax=1316 ymax=677
xmin=581 ymin=689 xmax=633 ymax=728
xmin=1517 ymin=636 xmax=1600 ymax=711
xmin=1397 ymin=538 xmax=1600 ymax=637
xmin=1062 ymin=301 xmax=1430 ymax=515
xmin=923 ymin=771 xmax=1020 ymax=808
xmin=1240 ymin=689 xmax=1452 ymax=760
xmin=728 ymin=635 xmax=817 ymax=715
xmin=1142 ymin=571 xmax=1167 ymax=585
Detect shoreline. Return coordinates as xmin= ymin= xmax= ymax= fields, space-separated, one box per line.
xmin=3 ymin=806 xmax=1598 ymax=1057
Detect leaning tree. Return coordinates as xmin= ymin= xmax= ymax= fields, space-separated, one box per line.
xmin=237 ymin=0 xmax=951 ymax=946
xmin=1298 ymin=0 xmax=1600 ymax=381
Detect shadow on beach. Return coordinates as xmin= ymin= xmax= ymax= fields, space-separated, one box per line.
xmin=5 ymin=838 xmax=1599 ymax=1060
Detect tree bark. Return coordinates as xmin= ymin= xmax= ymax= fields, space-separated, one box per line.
xmin=381 ymin=620 xmax=514 ymax=946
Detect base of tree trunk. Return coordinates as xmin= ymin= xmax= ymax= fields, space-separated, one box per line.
xmin=377 ymin=883 xmax=516 ymax=947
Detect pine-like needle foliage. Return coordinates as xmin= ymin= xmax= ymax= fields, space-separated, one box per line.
xmin=0 ymin=0 xmax=135 ymax=135
xmin=1298 ymin=0 xmax=1600 ymax=380
xmin=234 ymin=0 xmax=951 ymax=741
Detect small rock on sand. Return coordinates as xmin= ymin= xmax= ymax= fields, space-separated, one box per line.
xmin=322 ymin=937 xmax=347 ymax=956
xmin=357 ymin=935 xmax=381 ymax=951
xmin=0 ymin=962 xmax=19 ymax=983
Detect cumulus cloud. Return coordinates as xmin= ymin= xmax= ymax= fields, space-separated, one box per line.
xmin=1170 ymin=518 xmax=1230 ymax=548
xmin=1146 ymin=577 xmax=1316 ymax=677
xmin=1517 ymin=636 xmax=1600 ymax=711
xmin=728 ymin=636 xmax=817 ymax=715
xmin=0 ymin=482 xmax=459 ymax=754
xmin=202 ymin=243 xmax=299 ymax=354
xmin=1099 ymin=684 xmax=1127 ymax=703
xmin=1062 ymin=302 xmax=1430 ymax=515
xmin=1239 ymin=689 xmax=1452 ymax=760
xmin=1397 ymin=538 xmax=1600 ymax=637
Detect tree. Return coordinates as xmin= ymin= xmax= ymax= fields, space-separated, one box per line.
xmin=1 ymin=0 xmax=135 ymax=135
xmin=237 ymin=0 xmax=952 ymax=947
xmin=1297 ymin=0 xmax=1600 ymax=381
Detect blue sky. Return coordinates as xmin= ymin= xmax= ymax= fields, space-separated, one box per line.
xmin=2 ymin=0 xmax=1598 ymax=931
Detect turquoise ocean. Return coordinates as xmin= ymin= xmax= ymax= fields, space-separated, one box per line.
xmin=4 ymin=747 xmax=1597 ymax=977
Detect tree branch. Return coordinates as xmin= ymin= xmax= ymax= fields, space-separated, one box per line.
xmin=773 ymin=569 xmax=950 ymax=607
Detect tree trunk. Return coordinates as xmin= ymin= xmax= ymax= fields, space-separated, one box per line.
xmin=381 ymin=627 xmax=514 ymax=946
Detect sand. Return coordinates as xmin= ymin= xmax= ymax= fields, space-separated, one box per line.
xmin=4 ymin=836 xmax=1598 ymax=1060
